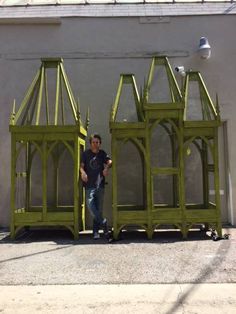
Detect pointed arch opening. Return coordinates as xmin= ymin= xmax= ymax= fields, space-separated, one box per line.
xmin=58 ymin=145 xmax=74 ymax=207
xmin=47 ymin=141 xmax=75 ymax=209
xmin=117 ymin=139 xmax=145 ymax=209
xmin=150 ymin=121 xmax=177 ymax=168
xmin=30 ymin=143 xmax=43 ymax=208
xmin=184 ymin=139 xmax=204 ymax=208
xmin=15 ymin=143 xmax=27 ymax=211
xmin=184 ymin=137 xmax=216 ymax=210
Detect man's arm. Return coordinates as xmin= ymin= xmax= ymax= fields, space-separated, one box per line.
xmin=80 ymin=162 xmax=88 ymax=182
xmin=103 ymin=159 xmax=112 ymax=176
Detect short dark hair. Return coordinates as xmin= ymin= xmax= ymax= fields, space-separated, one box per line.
xmin=89 ymin=133 xmax=102 ymax=144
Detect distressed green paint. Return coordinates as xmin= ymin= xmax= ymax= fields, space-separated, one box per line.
xmin=36 ymin=65 xmax=45 ymax=125
xmin=202 ymin=140 xmax=209 ymax=208
xmin=184 ymin=71 xmax=222 ymax=236
xmin=54 ymin=64 xmax=60 ymax=125
xmin=10 ymin=58 xmax=87 ymax=239
xmin=110 ymin=57 xmax=222 ymax=239
xmin=42 ymin=140 xmax=47 ymax=221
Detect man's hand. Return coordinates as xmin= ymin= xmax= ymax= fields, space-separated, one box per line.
xmin=103 ymin=167 xmax=109 ymax=177
xmin=81 ymin=171 xmax=88 ymax=183
xmin=103 ymin=160 xmax=112 ymax=177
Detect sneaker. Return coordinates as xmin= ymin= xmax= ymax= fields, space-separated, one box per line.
xmin=102 ymin=219 xmax=109 ymax=237
xmin=103 ymin=218 xmax=109 ymax=239
xmin=93 ymin=232 xmax=100 ymax=240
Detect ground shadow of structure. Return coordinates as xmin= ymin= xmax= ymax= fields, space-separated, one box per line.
xmin=0 ymin=227 xmax=212 ymax=245
xmin=164 ymin=239 xmax=231 ymax=314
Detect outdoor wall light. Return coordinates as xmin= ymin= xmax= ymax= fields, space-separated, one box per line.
xmin=198 ymin=37 xmax=211 ymax=60
xmin=175 ymin=66 xmax=186 ymax=77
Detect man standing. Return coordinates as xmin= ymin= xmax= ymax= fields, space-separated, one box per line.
xmin=80 ymin=134 xmax=112 ymax=240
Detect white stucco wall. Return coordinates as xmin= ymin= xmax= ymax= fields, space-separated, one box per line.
xmin=0 ymin=13 xmax=236 ymax=227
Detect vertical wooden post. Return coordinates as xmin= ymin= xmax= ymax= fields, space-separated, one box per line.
xmin=172 ymin=129 xmax=177 ymax=207
xmin=202 ymin=140 xmax=209 ymax=208
xmin=54 ymin=64 xmax=60 ymax=125
xmin=42 ymin=140 xmax=47 ymax=221
xmin=141 ymin=138 xmax=146 ymax=211
xmin=25 ymin=142 xmax=31 ymax=211
xmin=146 ymin=122 xmax=153 ymax=239
xmin=36 ymin=66 xmax=45 ymax=125
xmin=10 ymin=135 xmax=16 ymax=239
xmin=214 ymin=129 xmax=222 ymax=236
xmin=179 ymin=113 xmax=187 ymax=238
xmin=74 ymin=135 xmax=79 ymax=239
xmin=79 ymin=138 xmax=86 ymax=231
xmin=44 ymin=70 xmax=50 ymax=125
xmin=60 ymin=73 xmax=65 ymax=125
xmin=112 ymin=136 xmax=118 ymax=239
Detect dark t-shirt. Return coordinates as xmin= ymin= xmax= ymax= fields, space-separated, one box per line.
xmin=81 ymin=149 xmax=111 ymax=189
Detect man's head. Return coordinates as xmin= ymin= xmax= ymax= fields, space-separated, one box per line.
xmin=89 ymin=133 xmax=102 ymax=152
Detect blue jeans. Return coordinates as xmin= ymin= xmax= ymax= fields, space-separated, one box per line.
xmin=85 ymin=187 xmax=105 ymax=234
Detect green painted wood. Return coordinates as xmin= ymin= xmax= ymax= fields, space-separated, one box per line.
xmin=73 ymin=135 xmax=79 ymax=239
xmin=111 ymin=138 xmax=118 ymax=239
xmin=151 ymin=167 xmax=179 ymax=175
xmin=54 ymin=64 xmax=60 ymax=125
xmin=36 ymin=65 xmax=45 ymax=125
xmin=14 ymin=212 xmax=42 ymax=223
xmin=202 ymin=141 xmax=209 ymax=208
xmin=44 ymin=70 xmax=50 ymax=125
xmin=25 ymin=142 xmax=31 ymax=211
xmin=10 ymin=58 xmax=87 ymax=239
xmin=10 ymin=125 xmax=87 ymax=134
xmin=42 ymin=140 xmax=47 ymax=221
xmin=144 ymin=103 xmax=184 ymax=110
xmin=184 ymin=128 xmax=215 ymax=137
xmin=110 ymin=56 xmax=222 ymax=239
xmin=213 ymin=129 xmax=222 ymax=236
xmin=10 ymin=135 xmax=16 ymax=239
xmin=60 ymin=73 xmax=65 ymax=125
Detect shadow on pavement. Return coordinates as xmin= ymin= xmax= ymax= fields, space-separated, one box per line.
xmin=163 ymin=233 xmax=232 ymax=314
xmin=0 ymin=227 xmax=213 ymax=245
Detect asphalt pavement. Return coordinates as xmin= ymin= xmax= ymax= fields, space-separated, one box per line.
xmin=0 ymin=226 xmax=235 ymax=313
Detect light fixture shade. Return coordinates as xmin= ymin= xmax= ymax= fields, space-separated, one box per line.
xmin=198 ymin=37 xmax=211 ymax=59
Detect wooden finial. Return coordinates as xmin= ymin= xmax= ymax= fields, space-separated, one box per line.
xmin=76 ymin=97 xmax=81 ymax=123
xmin=85 ymin=106 xmax=90 ymax=130
xmin=110 ymin=102 xmax=114 ymax=122
xmin=10 ymin=99 xmax=16 ymax=125
xmin=215 ymin=93 xmax=220 ymax=116
xmin=13 ymin=99 xmax=16 ymax=115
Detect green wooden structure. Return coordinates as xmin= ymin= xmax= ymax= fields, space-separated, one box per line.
xmin=110 ymin=56 xmax=222 ymax=239
xmin=9 ymin=58 xmax=88 ymax=239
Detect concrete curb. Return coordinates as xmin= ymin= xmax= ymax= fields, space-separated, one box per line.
xmin=0 ymin=284 xmax=236 ymax=313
